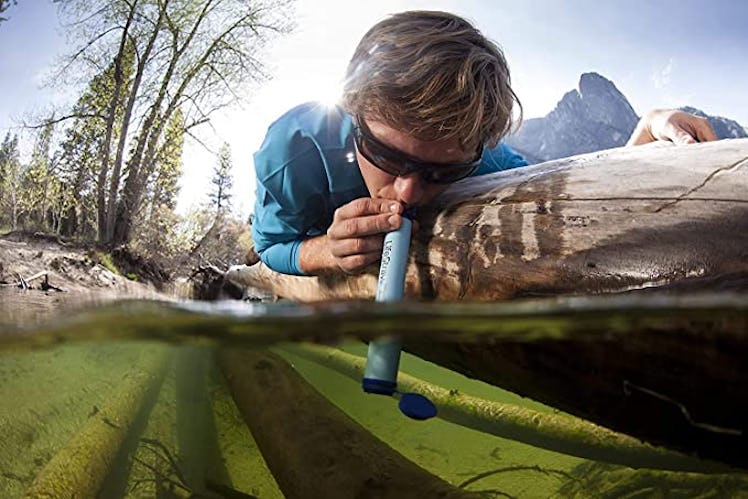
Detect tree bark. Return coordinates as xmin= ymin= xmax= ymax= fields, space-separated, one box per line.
xmin=228 ymin=139 xmax=748 ymax=301
xmin=104 ymin=2 xmax=167 ymax=244
xmin=219 ymin=348 xmax=477 ymax=499
xmin=112 ymin=1 xmax=216 ymax=246
xmin=96 ymin=0 xmax=137 ymax=243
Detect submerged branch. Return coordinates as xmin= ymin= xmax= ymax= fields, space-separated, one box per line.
xmin=284 ymin=343 xmax=728 ymax=474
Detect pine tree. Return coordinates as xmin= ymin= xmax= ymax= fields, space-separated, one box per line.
xmin=19 ymin=119 xmax=56 ymax=230
xmin=55 ymin=56 xmax=130 ymax=238
xmin=0 ymin=132 xmax=22 ymax=230
xmin=209 ymin=142 xmax=234 ymax=215
xmin=150 ymin=107 xmax=185 ymax=212
xmin=130 ymin=107 xmax=186 ymax=262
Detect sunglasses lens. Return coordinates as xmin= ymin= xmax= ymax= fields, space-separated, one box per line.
xmin=356 ymin=130 xmax=406 ymax=176
xmin=423 ymin=164 xmax=477 ymax=184
xmin=354 ymin=119 xmax=480 ymax=184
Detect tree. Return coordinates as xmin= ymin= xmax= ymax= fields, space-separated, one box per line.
xmin=18 ymin=119 xmax=56 ymax=229
xmin=129 ymin=107 xmax=186 ymax=263
xmin=150 ymin=107 xmax=185 ymax=212
xmin=55 ymin=57 xmax=126 ymax=238
xmin=209 ymin=142 xmax=233 ymax=214
xmin=53 ymin=0 xmax=293 ymax=245
xmin=0 ymin=0 xmax=17 ymax=25
xmin=0 ymin=132 xmax=22 ymax=230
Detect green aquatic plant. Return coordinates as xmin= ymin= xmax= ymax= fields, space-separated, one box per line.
xmin=130 ymin=438 xmax=257 ymax=499
xmin=23 ymin=351 xmax=169 ymax=498
xmin=558 ymin=461 xmax=748 ymax=498
xmin=458 ymin=465 xmax=577 ymax=498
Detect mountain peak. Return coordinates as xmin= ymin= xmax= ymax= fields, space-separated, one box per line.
xmin=579 ymin=72 xmax=615 ymax=89
xmin=507 ymin=72 xmax=639 ymax=162
xmin=506 ymin=72 xmax=746 ymax=164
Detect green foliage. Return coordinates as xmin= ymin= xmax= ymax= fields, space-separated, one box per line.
xmin=0 ymin=132 xmax=22 ymax=230
xmin=97 ymin=252 xmax=120 ymax=275
xmin=130 ymin=204 xmax=192 ymax=268
xmin=209 ymin=142 xmax=234 ymax=213
xmin=53 ymin=0 xmax=293 ymax=245
xmin=10 ymin=0 xmax=292 ymax=249
xmin=18 ymin=119 xmax=56 ymax=231
xmin=150 ymin=107 xmax=184 ymax=211
xmin=54 ymin=51 xmax=134 ymax=239
xmin=130 ymin=203 xmax=253 ymax=275
xmin=125 ymin=273 xmax=138 ymax=281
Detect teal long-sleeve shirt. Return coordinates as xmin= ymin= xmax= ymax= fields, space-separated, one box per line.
xmin=251 ymin=102 xmax=528 ymax=275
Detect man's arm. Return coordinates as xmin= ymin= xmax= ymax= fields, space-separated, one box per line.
xmin=627 ymin=109 xmax=718 ymax=146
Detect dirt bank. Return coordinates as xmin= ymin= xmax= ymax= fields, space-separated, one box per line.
xmin=0 ymin=232 xmax=172 ymax=328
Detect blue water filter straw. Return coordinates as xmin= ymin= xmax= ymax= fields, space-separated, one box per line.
xmin=362 ymin=209 xmax=437 ymax=420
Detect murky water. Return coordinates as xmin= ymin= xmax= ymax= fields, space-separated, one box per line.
xmin=0 ymin=291 xmax=746 ymax=498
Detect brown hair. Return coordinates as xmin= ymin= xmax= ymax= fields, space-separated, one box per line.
xmin=342 ymin=10 xmax=522 ymax=150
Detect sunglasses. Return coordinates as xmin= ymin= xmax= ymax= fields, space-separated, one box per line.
xmin=353 ymin=116 xmax=483 ymax=184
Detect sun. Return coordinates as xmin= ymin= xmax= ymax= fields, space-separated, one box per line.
xmin=314 ymin=77 xmax=345 ymax=108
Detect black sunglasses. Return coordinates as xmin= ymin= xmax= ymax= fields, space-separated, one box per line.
xmin=353 ymin=116 xmax=483 ymax=184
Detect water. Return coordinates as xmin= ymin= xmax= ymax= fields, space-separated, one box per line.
xmin=0 ymin=291 xmax=746 ymax=498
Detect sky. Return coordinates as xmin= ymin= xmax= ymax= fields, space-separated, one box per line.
xmin=1 ymin=0 xmax=747 ymax=217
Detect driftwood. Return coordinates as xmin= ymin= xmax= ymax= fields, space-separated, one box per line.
xmin=226 ymin=139 xmax=748 ymax=468
xmin=219 ymin=349 xmax=477 ymax=499
xmin=283 ymin=343 xmax=725 ymax=473
xmin=0 ymin=271 xmax=65 ymax=292
xmin=24 ymin=351 xmax=170 ymax=498
xmin=228 ymin=139 xmax=748 ymax=300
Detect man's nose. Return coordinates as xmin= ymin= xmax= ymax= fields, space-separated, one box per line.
xmin=393 ymin=173 xmax=424 ymax=205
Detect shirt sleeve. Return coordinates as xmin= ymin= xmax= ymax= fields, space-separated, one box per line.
xmin=251 ymin=116 xmax=328 ymax=276
xmin=473 ymin=142 xmax=529 ymax=176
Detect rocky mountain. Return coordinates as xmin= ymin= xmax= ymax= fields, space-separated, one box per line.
xmin=678 ymin=106 xmax=747 ymax=140
xmin=506 ymin=72 xmax=747 ymax=164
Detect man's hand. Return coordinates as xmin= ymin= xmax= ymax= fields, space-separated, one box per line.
xmin=299 ymin=198 xmax=405 ymax=274
xmin=627 ymin=109 xmax=718 ymax=146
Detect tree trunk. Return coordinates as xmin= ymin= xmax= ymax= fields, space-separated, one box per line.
xmin=96 ymin=0 xmax=138 ymax=243
xmin=104 ymin=1 xmax=166 ymax=244
xmin=284 ymin=343 xmax=722 ymax=473
xmin=111 ymin=2 xmax=214 ymax=246
xmin=219 ymin=348 xmax=478 ymax=499
xmin=228 ymin=139 xmax=748 ymax=300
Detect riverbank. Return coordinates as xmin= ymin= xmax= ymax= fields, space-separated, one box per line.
xmin=0 ymin=231 xmax=175 ymax=328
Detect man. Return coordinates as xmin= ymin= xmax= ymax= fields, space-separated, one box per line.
xmin=251 ymin=11 xmax=716 ymax=276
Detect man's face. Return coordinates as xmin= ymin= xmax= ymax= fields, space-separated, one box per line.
xmin=354 ymin=118 xmax=479 ymax=207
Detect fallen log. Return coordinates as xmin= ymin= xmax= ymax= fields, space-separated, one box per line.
xmin=219 ymin=349 xmax=478 ymax=499
xmin=227 ymin=139 xmax=748 ymax=468
xmin=282 ymin=343 xmax=724 ymax=473
xmin=24 ymin=349 xmax=170 ymax=498
xmin=229 ymin=139 xmax=748 ymax=300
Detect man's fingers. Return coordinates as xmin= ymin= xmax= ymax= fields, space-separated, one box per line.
xmin=328 ymin=213 xmax=402 ymax=239
xmin=330 ymin=235 xmax=385 ymax=258
xmin=674 ymin=130 xmax=697 ymax=145
xmin=664 ymin=122 xmax=696 ymax=145
xmin=334 ymin=197 xmax=402 ymax=221
xmin=337 ymin=251 xmax=382 ymax=274
xmin=695 ymin=120 xmax=718 ymax=142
